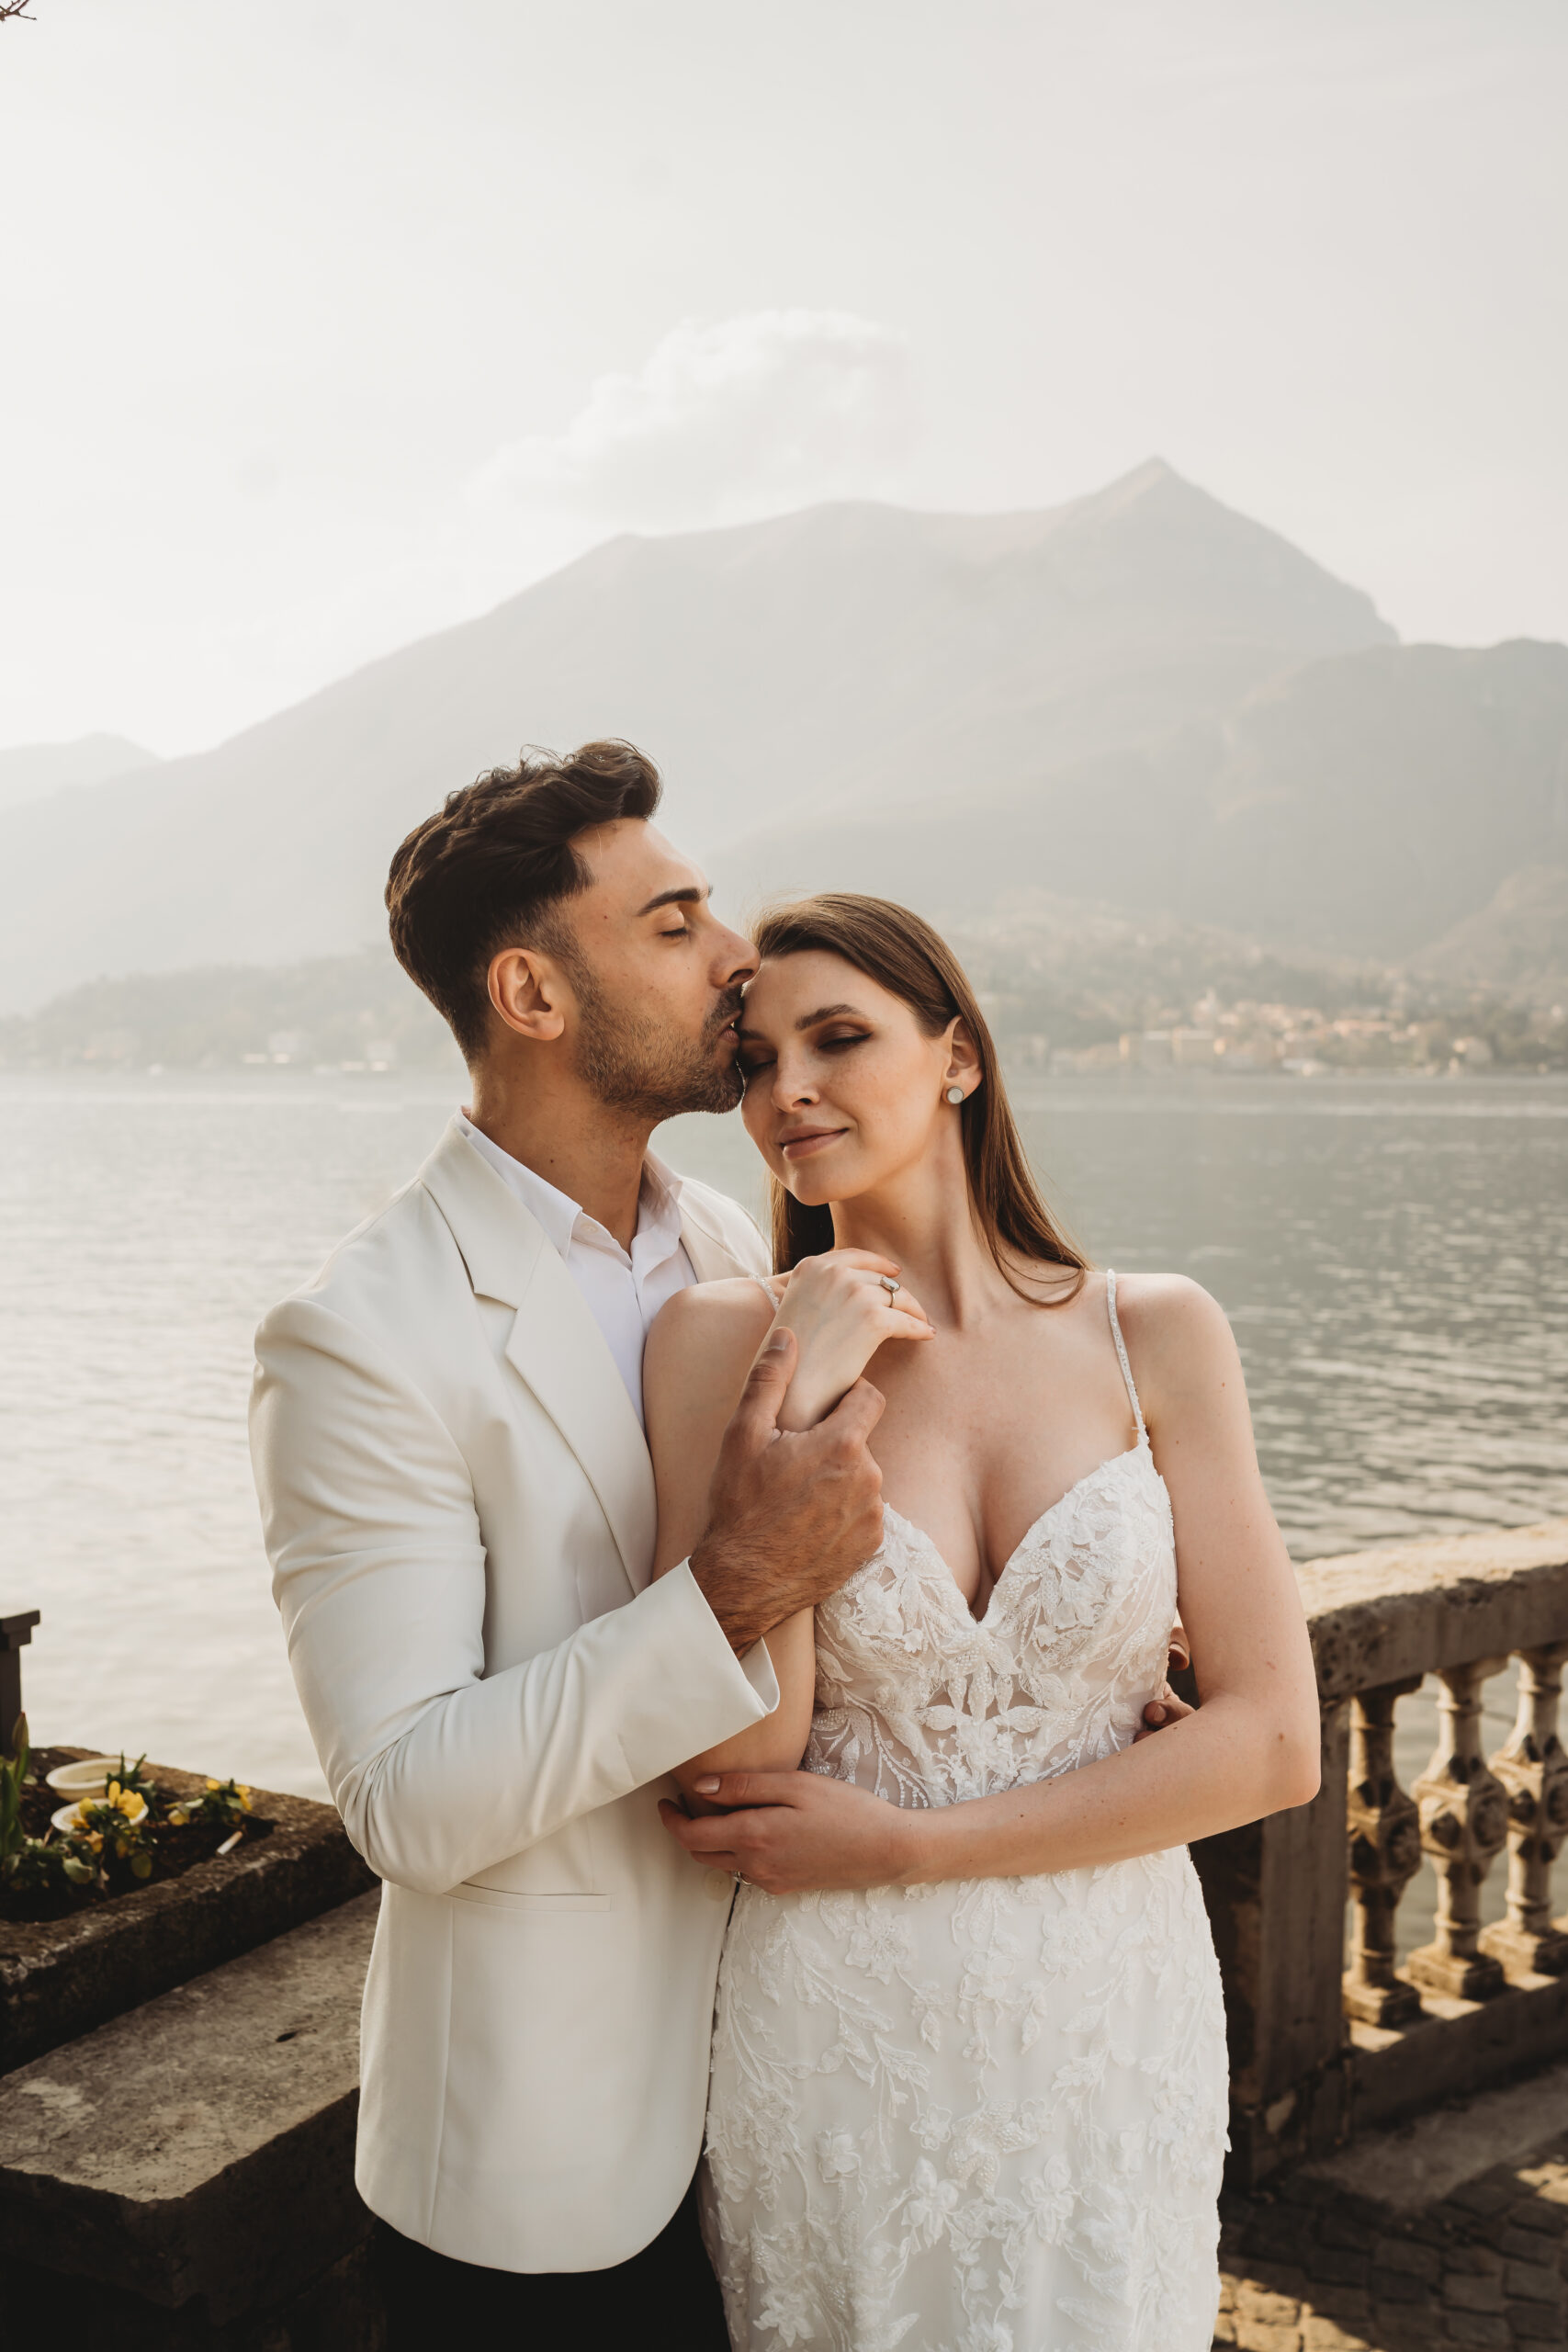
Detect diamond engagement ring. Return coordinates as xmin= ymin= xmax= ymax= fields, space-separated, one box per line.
xmin=879 ymin=1275 xmax=901 ymax=1299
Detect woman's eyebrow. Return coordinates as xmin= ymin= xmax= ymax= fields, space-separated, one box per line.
xmin=735 ymin=1002 xmax=867 ymax=1041
xmin=794 ymin=1002 xmax=863 ymax=1029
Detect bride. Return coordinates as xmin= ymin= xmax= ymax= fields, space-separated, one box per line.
xmin=644 ymin=894 xmax=1319 ymax=2352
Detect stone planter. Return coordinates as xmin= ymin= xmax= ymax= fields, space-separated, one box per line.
xmin=2 ymin=1749 xmax=375 ymax=2075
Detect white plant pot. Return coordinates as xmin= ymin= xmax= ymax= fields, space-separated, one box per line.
xmin=45 ymin=1757 xmax=124 ymax=1802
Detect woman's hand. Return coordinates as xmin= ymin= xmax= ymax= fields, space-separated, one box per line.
xmin=768 ymin=1250 xmax=934 ymax=1431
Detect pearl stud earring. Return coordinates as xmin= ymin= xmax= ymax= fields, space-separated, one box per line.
xmin=946 ymin=1085 xmax=964 ymax=1103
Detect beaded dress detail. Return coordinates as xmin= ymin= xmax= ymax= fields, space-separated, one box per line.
xmin=701 ymin=1272 xmax=1228 ymax=2352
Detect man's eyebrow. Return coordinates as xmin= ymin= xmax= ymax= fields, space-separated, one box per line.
xmin=635 ymin=883 xmax=710 ymax=917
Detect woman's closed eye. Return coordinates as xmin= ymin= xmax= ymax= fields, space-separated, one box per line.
xmin=740 ymin=1030 xmax=867 ymax=1078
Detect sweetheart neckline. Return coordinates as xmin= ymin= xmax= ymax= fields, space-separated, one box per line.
xmin=878 ymin=1440 xmax=1165 ymax=1625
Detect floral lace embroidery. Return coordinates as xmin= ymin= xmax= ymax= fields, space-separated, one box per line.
xmin=702 ymin=1446 xmax=1230 ymax=2352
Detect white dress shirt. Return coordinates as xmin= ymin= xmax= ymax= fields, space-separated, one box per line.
xmin=456 ymin=1113 xmax=694 ymax=1430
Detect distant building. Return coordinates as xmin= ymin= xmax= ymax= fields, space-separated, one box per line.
xmin=1171 ymin=1028 xmax=1219 ymax=1067
xmin=85 ymin=1028 xmax=138 ymax=1063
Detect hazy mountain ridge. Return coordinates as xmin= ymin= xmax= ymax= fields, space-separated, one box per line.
xmin=4 ymin=459 xmax=1561 ymax=1017
xmin=1408 ymin=865 xmax=1568 ymax=1000
xmin=0 ymin=461 xmax=1393 ymax=1012
xmin=0 ymin=733 xmax=160 ymax=815
xmin=716 ymin=639 xmax=1568 ymax=967
xmin=0 ymin=949 xmax=461 ymax=1075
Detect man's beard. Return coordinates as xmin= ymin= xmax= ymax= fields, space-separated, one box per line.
xmin=572 ymin=968 xmax=745 ymax=1121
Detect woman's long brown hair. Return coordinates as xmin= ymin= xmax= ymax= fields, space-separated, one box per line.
xmin=750 ymin=893 xmax=1089 ymax=1300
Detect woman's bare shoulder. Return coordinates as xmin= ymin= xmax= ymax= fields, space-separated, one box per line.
xmin=648 ymin=1276 xmax=778 ymax=1365
xmin=644 ymin=1280 xmax=781 ymax=1464
xmin=1111 ymin=1268 xmax=1225 ymax=1322
xmin=1110 ymin=1271 xmax=1241 ymax=1390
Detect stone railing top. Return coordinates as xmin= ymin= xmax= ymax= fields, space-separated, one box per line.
xmin=1296 ymin=1519 xmax=1568 ymax=1701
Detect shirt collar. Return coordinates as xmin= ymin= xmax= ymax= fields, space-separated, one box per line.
xmin=457 ymin=1113 xmax=687 ymax=1272
xmin=629 ymin=1149 xmax=687 ymax=1278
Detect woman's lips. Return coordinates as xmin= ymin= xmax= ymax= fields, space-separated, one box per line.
xmin=778 ymin=1127 xmax=845 ymax=1160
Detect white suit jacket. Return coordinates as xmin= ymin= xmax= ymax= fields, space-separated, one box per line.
xmin=249 ymin=1118 xmax=778 ymax=2271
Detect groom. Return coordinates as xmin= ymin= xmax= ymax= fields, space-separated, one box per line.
xmin=249 ymin=739 xmax=886 ymax=2344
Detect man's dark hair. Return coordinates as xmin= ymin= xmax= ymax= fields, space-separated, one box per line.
xmin=385 ymin=739 xmax=661 ymax=1062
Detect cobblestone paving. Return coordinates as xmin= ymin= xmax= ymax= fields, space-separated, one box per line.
xmin=1213 ymin=2138 xmax=1568 ymax=2351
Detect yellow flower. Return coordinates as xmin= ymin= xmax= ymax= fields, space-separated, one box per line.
xmin=238 ymin=1786 xmax=252 ymax=1809
xmin=168 ymin=1805 xmax=188 ymax=1826
xmin=107 ymin=1781 xmax=121 ymax=1804
xmin=206 ymin=1779 xmax=219 ymax=1791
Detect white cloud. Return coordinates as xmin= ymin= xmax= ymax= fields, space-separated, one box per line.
xmin=468 ymin=310 xmax=915 ymax=530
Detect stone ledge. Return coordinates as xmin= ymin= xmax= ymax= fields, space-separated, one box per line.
xmin=1350 ymin=1979 xmax=1568 ymax=2138
xmin=1303 ymin=2059 xmax=1568 ymax=2214
xmin=0 ymin=1891 xmax=379 ymax=2324
xmin=1 ymin=1752 xmax=376 ymax=2074
xmin=1298 ymin=1520 xmax=1568 ymax=1699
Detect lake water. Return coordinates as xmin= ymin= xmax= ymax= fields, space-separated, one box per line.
xmin=4 ymin=1069 xmax=1565 ymax=1949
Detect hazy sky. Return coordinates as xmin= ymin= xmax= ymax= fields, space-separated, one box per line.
xmin=3 ymin=0 xmax=1564 ymax=757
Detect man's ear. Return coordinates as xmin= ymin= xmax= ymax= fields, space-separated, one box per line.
xmin=488 ymin=946 xmax=570 ymax=1043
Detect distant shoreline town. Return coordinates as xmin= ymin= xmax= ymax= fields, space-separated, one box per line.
xmin=3 ymin=928 xmax=1562 ymax=1080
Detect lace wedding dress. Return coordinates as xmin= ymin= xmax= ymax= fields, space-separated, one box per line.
xmin=701 ymin=1273 xmax=1229 ymax=2352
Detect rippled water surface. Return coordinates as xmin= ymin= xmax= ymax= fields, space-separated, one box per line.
xmin=2 ymin=1070 xmax=1563 ymax=1803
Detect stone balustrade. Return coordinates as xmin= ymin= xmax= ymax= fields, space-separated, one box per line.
xmin=1190 ymin=1518 xmax=1568 ymax=2187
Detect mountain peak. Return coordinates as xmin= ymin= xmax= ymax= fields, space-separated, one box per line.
xmin=0 ymin=466 xmax=1400 ymax=1010
xmin=0 ymin=732 xmax=161 ymax=817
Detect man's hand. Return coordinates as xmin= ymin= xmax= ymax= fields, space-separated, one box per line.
xmin=659 ymin=1770 xmax=915 ymax=1894
xmin=1134 ymin=1623 xmax=1198 ymax=1741
xmin=1134 ymin=1688 xmax=1197 ymax=1740
xmin=689 ymin=1329 xmax=885 ymax=1657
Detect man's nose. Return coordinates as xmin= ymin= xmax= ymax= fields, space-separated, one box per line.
xmin=712 ymin=920 xmax=759 ymax=988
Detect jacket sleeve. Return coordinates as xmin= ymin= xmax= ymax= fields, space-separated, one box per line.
xmin=249 ymin=1295 xmax=777 ymax=1894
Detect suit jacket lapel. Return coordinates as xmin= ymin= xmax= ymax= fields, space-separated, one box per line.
xmin=503 ymin=1244 xmax=656 ymax=1595
xmin=678 ymin=1187 xmax=760 ymax=1285
xmin=419 ymin=1122 xmax=657 ymax=1598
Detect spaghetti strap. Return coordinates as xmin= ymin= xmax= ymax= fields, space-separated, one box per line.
xmin=1104 ymin=1269 xmax=1148 ymax=1446
xmin=750 ymin=1274 xmax=782 ymax=1306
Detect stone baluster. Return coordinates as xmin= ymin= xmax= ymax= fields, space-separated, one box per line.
xmin=1408 ymin=1657 xmax=1510 ymax=2000
xmin=1479 ymin=1642 xmax=1568 ymax=1979
xmin=1343 ymin=1677 xmax=1425 ymax=2026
